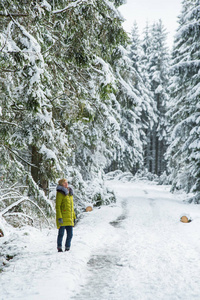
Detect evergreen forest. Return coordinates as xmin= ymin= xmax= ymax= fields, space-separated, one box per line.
xmin=0 ymin=0 xmax=200 ymax=229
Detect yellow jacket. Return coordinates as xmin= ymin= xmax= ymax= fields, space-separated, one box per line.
xmin=56 ymin=191 xmax=76 ymax=229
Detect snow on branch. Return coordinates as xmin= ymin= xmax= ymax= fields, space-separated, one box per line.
xmin=4 ymin=212 xmax=34 ymax=224
xmin=104 ymin=0 xmax=122 ymax=18
xmin=0 ymin=20 xmax=11 ymax=52
xmin=4 ymin=146 xmax=38 ymax=169
xmin=0 ymin=13 xmax=29 ymax=17
xmin=0 ymin=68 xmax=17 ymax=72
xmin=0 ymin=120 xmax=22 ymax=127
xmin=0 ymin=194 xmax=22 ymax=203
xmin=0 ymin=197 xmax=50 ymax=226
xmin=52 ymin=0 xmax=88 ymax=14
xmin=6 ymin=15 xmax=42 ymax=57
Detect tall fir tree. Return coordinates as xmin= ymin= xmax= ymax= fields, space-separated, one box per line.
xmin=1 ymin=0 xmax=146 ymax=225
xmin=129 ymin=22 xmax=156 ymax=174
xmin=141 ymin=20 xmax=169 ymax=175
xmin=166 ymin=0 xmax=200 ymax=202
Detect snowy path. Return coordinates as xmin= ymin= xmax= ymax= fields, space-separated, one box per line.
xmin=1 ymin=180 xmax=200 ymax=300
xmin=73 ymin=181 xmax=200 ymax=300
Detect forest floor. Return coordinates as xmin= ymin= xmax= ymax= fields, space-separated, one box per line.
xmin=1 ymin=179 xmax=200 ymax=300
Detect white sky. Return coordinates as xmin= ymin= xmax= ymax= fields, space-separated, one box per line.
xmin=118 ymin=0 xmax=182 ymax=48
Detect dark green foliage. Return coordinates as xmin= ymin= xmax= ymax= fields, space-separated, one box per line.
xmin=141 ymin=20 xmax=169 ymax=176
xmin=166 ymin=0 xmax=200 ymax=202
xmin=0 ymin=0 xmax=138 ymax=226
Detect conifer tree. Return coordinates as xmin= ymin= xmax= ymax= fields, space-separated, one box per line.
xmin=141 ymin=20 xmax=169 ymax=175
xmin=129 ymin=22 xmax=156 ymax=174
xmin=0 ymin=0 xmax=66 ymax=191
xmin=1 ymin=0 xmax=138 ymax=217
xmin=45 ymin=0 xmax=130 ymax=181
xmin=166 ymin=0 xmax=200 ymax=202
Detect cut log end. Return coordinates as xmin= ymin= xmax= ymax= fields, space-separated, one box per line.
xmin=180 ymin=216 xmax=191 ymax=223
xmin=86 ymin=206 xmax=93 ymax=212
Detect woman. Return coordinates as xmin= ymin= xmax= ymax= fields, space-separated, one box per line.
xmin=56 ymin=178 xmax=76 ymax=252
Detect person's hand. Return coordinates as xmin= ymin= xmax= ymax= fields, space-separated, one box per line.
xmin=58 ymin=218 xmax=63 ymax=224
xmin=69 ymin=187 xmax=73 ymax=195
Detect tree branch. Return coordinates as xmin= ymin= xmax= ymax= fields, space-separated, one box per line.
xmin=0 ymin=13 xmax=29 ymax=17
xmin=52 ymin=0 xmax=87 ymax=14
xmin=4 ymin=145 xmax=39 ymax=169
xmin=1 ymin=68 xmax=17 ymax=72
xmin=0 ymin=197 xmax=50 ymax=226
xmin=0 ymin=120 xmax=22 ymax=127
xmin=3 ymin=212 xmax=34 ymax=224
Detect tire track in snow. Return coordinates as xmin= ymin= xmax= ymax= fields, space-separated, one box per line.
xmin=73 ymin=182 xmax=200 ymax=300
xmin=72 ymin=202 xmax=128 ymax=300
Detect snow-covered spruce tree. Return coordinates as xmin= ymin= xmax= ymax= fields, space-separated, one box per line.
xmin=45 ymin=0 xmax=146 ymax=200
xmin=105 ymin=46 xmax=142 ymax=174
xmin=141 ymin=20 xmax=169 ymax=175
xmin=128 ymin=22 xmax=156 ymax=174
xmin=1 ymin=0 xmax=137 ymax=217
xmin=45 ymin=1 xmax=134 ymax=178
xmin=166 ymin=0 xmax=200 ymax=202
xmin=0 ymin=0 xmax=66 ymax=226
xmin=104 ymin=22 xmax=143 ymax=173
xmin=140 ymin=23 xmax=155 ymax=173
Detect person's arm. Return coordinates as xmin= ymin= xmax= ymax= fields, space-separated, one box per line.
xmin=71 ymin=194 xmax=76 ymax=224
xmin=73 ymin=209 xmax=76 ymax=220
xmin=56 ymin=192 xmax=63 ymax=221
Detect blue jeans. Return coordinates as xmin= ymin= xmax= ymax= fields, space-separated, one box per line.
xmin=57 ymin=226 xmax=73 ymax=250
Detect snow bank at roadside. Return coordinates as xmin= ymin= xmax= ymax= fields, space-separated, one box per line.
xmin=0 ymin=199 xmax=122 ymax=300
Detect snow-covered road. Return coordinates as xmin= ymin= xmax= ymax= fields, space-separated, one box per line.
xmin=1 ymin=180 xmax=200 ymax=300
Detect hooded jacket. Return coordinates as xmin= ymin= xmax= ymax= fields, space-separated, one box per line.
xmin=56 ymin=185 xmax=76 ymax=229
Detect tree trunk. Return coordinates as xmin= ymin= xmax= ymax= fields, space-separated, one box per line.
xmin=31 ymin=146 xmax=48 ymax=195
